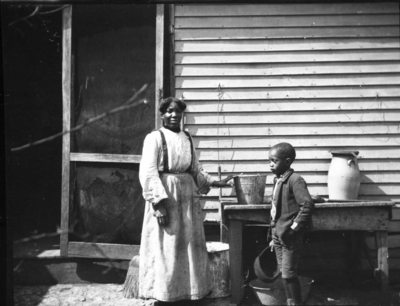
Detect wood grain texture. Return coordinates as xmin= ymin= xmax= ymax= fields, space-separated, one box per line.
xmin=169 ymin=4 xmax=176 ymax=98
xmin=196 ymin=147 xmax=400 ymax=160
xmin=186 ymin=123 xmax=400 ymax=137
xmin=375 ymin=231 xmax=389 ymax=289
xmin=177 ymin=86 xmax=400 ymax=100
xmin=155 ymin=4 xmax=164 ymax=129
xmin=176 ymin=62 xmax=400 ymax=76
xmin=177 ymin=74 xmax=400 ymax=88
xmin=193 ymin=135 xmax=400 ymax=148
xmin=68 ymin=242 xmax=140 ymax=260
xmin=175 ymin=14 xmax=399 ymax=29
xmin=313 ymin=207 xmax=390 ymax=231
xmin=184 ymin=98 xmax=400 ymax=112
xmin=176 ymin=26 xmax=399 ymax=40
xmin=175 ymin=3 xmax=398 ymax=16
xmin=70 ymin=153 xmax=142 ymax=163
xmin=206 ymin=184 xmax=399 ymax=197
xmin=61 ymin=5 xmax=72 ymax=257
xmin=176 ymin=50 xmax=400 ymax=63
xmin=176 ymin=38 xmax=400 ymax=52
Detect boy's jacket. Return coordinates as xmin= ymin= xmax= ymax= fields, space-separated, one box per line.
xmin=271 ymin=171 xmax=315 ymax=238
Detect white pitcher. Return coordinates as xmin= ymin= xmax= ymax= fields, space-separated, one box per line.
xmin=327 ymin=151 xmax=360 ymax=200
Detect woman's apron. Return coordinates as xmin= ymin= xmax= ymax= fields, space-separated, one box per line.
xmin=138 ymin=131 xmax=211 ymax=302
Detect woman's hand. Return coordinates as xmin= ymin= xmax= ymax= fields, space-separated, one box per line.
xmin=212 ymin=175 xmax=235 ymax=188
xmin=153 ymin=199 xmax=169 ymax=227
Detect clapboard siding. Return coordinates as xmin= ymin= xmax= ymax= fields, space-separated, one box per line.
xmin=173 ymin=3 xmax=400 ymax=211
xmin=176 ymin=27 xmax=399 ymax=41
xmin=176 ymin=38 xmax=400 ymax=52
xmin=185 ymin=98 xmax=400 ymax=112
xmin=197 ymin=147 xmax=400 ymax=160
xmin=176 ymin=62 xmax=400 ymax=76
xmin=176 ymin=50 xmax=400 ymax=63
xmin=175 ymin=3 xmax=398 ymax=16
xmin=178 ymin=87 xmax=400 ymax=100
xmin=175 ymin=15 xmax=399 ymax=28
xmin=187 ymin=123 xmax=400 ymax=136
xmin=177 ymin=74 xmax=400 ymax=88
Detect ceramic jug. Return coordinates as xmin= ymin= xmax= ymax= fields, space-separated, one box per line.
xmin=327 ymin=151 xmax=360 ymax=200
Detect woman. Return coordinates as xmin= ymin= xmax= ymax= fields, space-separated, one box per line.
xmin=138 ymin=97 xmax=232 ymax=302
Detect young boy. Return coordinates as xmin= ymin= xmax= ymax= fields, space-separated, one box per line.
xmin=269 ymin=142 xmax=315 ymax=306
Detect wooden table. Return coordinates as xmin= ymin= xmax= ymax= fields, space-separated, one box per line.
xmin=223 ymin=201 xmax=394 ymax=305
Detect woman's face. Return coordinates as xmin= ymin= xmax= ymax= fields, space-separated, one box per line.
xmin=161 ymin=101 xmax=183 ymax=130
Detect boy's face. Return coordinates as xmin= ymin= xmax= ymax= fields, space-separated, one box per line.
xmin=269 ymin=148 xmax=291 ymax=177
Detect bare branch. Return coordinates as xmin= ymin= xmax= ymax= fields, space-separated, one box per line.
xmin=11 ymin=84 xmax=149 ymax=152
xmin=38 ymin=5 xmax=70 ymax=15
xmin=9 ymin=6 xmax=40 ymax=27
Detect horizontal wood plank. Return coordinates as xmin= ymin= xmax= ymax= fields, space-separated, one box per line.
xmin=186 ymin=111 xmax=400 ymax=124
xmin=175 ymin=15 xmax=399 ymax=29
xmin=313 ymin=206 xmax=390 ymax=231
xmin=200 ymin=197 xmax=400 ymax=206
xmin=177 ymin=74 xmax=400 ymax=88
xmin=185 ymin=98 xmax=400 ymax=112
xmin=176 ymin=62 xmax=400 ymax=76
xmin=196 ymin=147 xmax=400 ymax=161
xmin=176 ymin=38 xmax=400 ymax=52
xmin=176 ymin=50 xmax=400 ymax=64
xmin=175 ymin=27 xmax=399 ymax=40
xmin=201 ymin=159 xmax=400 ymax=172
xmin=70 ymin=153 xmax=142 ymax=163
xmin=186 ymin=123 xmax=400 ymax=136
xmin=177 ymin=87 xmax=400 ymax=100
xmin=68 ymin=242 xmax=139 ymax=260
xmin=202 ymin=172 xmax=400 ymax=185
xmin=205 ymin=184 xmax=400 ymax=197
xmin=194 ymin=135 xmax=400 ymax=148
xmin=175 ymin=3 xmax=398 ymax=17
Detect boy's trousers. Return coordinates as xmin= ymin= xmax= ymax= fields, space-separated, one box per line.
xmin=271 ymin=227 xmax=304 ymax=279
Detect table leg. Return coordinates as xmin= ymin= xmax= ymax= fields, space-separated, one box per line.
xmin=375 ymin=230 xmax=389 ymax=290
xmin=229 ymin=219 xmax=244 ymax=305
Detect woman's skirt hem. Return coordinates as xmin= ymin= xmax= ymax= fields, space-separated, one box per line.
xmin=140 ymin=287 xmax=212 ymax=302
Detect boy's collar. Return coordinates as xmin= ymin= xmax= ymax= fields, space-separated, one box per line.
xmin=274 ymin=168 xmax=294 ymax=182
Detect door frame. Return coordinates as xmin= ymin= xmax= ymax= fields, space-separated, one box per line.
xmin=60 ymin=4 xmax=165 ymax=259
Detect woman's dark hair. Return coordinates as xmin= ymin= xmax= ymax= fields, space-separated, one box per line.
xmin=159 ymin=97 xmax=187 ymax=114
xmin=271 ymin=142 xmax=296 ymax=161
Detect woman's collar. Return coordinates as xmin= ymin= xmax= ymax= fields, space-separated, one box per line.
xmin=162 ymin=125 xmax=181 ymax=133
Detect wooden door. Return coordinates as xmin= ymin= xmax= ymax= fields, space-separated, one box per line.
xmin=61 ymin=5 xmax=164 ymax=259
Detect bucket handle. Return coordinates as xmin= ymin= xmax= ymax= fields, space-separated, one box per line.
xmin=348 ymin=159 xmax=354 ymax=166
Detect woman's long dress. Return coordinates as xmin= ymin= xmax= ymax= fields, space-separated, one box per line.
xmin=138 ymin=127 xmax=215 ymax=302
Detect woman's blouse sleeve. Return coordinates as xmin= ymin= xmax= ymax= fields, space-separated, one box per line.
xmin=190 ymin=137 xmax=216 ymax=195
xmin=139 ymin=133 xmax=168 ymax=204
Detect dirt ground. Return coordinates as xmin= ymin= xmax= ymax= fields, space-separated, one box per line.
xmin=13 ymin=274 xmax=400 ymax=306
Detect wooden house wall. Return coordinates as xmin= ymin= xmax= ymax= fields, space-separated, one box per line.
xmin=172 ymin=2 xmax=400 ymax=244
